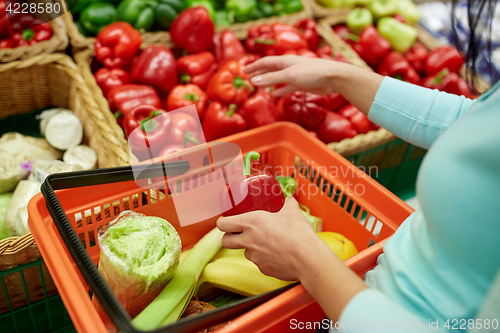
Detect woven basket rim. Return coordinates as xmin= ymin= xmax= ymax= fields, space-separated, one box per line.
xmin=302 ymin=0 xmax=352 ymax=19
xmin=0 ymin=16 xmax=68 ymax=63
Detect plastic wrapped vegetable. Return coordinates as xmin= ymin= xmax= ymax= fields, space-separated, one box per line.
xmin=0 ymin=193 xmax=13 ymax=240
xmin=27 ymin=159 xmax=83 ymax=183
xmin=0 ymin=133 xmax=62 ymax=194
xmin=4 ymin=180 xmax=41 ymax=236
xmin=94 ymin=211 xmax=182 ymax=332
xmin=276 ymin=176 xmax=297 ymax=198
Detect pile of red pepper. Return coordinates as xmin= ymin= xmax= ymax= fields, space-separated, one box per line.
xmin=333 ymin=23 xmax=477 ymax=99
xmin=92 ymin=9 xmax=378 ymax=161
xmin=0 ymin=1 xmax=53 ymax=48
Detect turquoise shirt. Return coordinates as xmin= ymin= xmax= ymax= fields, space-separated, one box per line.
xmin=336 ymin=78 xmax=500 ymax=332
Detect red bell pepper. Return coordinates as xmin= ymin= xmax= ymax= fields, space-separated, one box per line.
xmin=170 ymin=6 xmax=214 ymax=54
xmin=0 ymin=39 xmax=12 ymax=48
xmin=159 ymin=144 xmax=184 ymax=157
xmin=393 ymin=14 xmax=407 ymax=24
xmin=167 ymin=111 xmax=203 ymax=148
xmin=421 ymin=68 xmax=449 ymax=90
xmin=322 ymin=92 xmax=348 ymax=111
xmin=425 ymin=46 xmax=464 ymax=75
xmin=405 ymin=41 xmax=428 ymax=74
xmin=95 ymin=22 xmax=141 ymax=69
xmin=201 ymin=102 xmax=247 ymax=141
xmin=10 ymin=15 xmax=53 ymax=47
xmin=108 ymin=84 xmax=161 ymax=127
xmin=358 ymin=26 xmax=391 ymax=64
xmin=166 ymin=84 xmax=208 ymax=118
xmin=219 ymin=53 xmax=261 ymax=68
xmin=207 ymin=60 xmax=254 ymax=106
xmin=245 ymin=25 xmax=272 ymax=55
xmin=440 ymin=72 xmax=476 ymax=99
xmin=378 ymin=52 xmax=421 ymax=85
xmin=332 ymin=25 xmax=357 ymax=47
xmin=130 ymin=45 xmax=177 ymax=94
xmin=221 ymin=151 xmax=285 ymax=217
xmin=316 ymin=111 xmax=357 ymax=144
xmin=240 ymin=89 xmax=284 ymax=129
xmin=338 ymin=104 xmax=372 ymax=134
xmin=316 ymin=45 xmax=349 ymax=63
xmin=294 ymin=19 xmax=320 ymax=51
xmin=125 ymin=105 xmax=171 ymax=161
xmin=0 ymin=1 xmax=19 ymax=39
xmin=422 ymin=69 xmax=476 ymax=99
xmin=353 ymin=43 xmax=382 ymax=68
xmin=94 ymin=68 xmax=130 ymax=98
xmin=246 ymin=23 xmax=308 ymax=56
xmin=283 ymin=48 xmax=318 ymax=58
xmin=177 ymin=51 xmax=217 ymax=90
xmin=279 ymin=92 xmax=329 ymax=130
xmin=212 ymin=30 xmax=246 ymax=63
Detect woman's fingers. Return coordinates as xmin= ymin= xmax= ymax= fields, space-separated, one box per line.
xmin=251 ymin=69 xmax=292 ymax=87
xmin=216 ymin=216 xmax=246 ymax=233
xmin=221 ymin=232 xmax=246 ymax=249
xmin=243 ymin=56 xmax=287 ymax=75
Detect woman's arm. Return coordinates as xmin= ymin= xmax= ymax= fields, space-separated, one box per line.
xmin=217 ymin=198 xmax=449 ymax=332
xmin=244 ymin=56 xmax=475 ymax=149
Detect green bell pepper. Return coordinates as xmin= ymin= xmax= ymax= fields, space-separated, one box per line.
xmin=75 ymin=21 xmax=88 ymax=36
xmin=274 ymin=0 xmax=303 ymax=14
xmin=258 ymin=1 xmax=275 ymax=17
xmin=369 ymin=0 xmax=397 ymax=18
xmin=396 ymin=0 xmax=421 ymax=25
xmin=67 ymin=0 xmax=92 ymax=15
xmin=345 ymin=7 xmax=373 ymax=34
xmin=117 ymin=0 xmax=154 ymax=31
xmin=155 ymin=0 xmax=185 ymax=29
xmin=316 ymin=0 xmax=346 ymax=8
xmin=377 ymin=17 xmax=417 ymax=52
xmin=214 ymin=9 xmax=234 ymax=27
xmin=186 ymin=0 xmax=216 ymax=18
xmin=226 ymin=0 xmax=257 ymax=23
xmin=79 ymin=2 xmax=117 ymax=36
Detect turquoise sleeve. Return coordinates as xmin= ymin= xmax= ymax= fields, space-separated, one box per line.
xmin=335 ymin=289 xmax=448 ymax=333
xmin=368 ymin=77 xmax=475 ymax=149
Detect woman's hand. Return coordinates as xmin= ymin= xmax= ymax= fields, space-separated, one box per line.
xmin=244 ymin=55 xmax=343 ymax=97
xmin=244 ymin=55 xmax=384 ymax=115
xmin=216 ymin=197 xmax=332 ymax=281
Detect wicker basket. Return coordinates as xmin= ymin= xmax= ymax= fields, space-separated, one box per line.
xmin=0 ymin=52 xmax=134 ymax=314
xmin=63 ymin=1 xmax=312 ymax=50
xmin=302 ymin=0 xmax=352 ymax=18
xmin=0 ymin=16 xmax=68 ymax=63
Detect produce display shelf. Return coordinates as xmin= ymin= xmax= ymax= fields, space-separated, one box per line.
xmin=0 ymin=259 xmax=75 ymax=333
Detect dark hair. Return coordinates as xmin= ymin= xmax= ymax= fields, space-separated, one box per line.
xmin=451 ymin=0 xmax=498 ymax=90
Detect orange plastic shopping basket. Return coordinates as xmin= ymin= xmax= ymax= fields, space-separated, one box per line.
xmin=28 ymin=122 xmax=414 ymax=333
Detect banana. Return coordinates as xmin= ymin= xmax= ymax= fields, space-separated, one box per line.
xmin=197 ymin=256 xmax=294 ymax=297
xmin=211 ymin=248 xmax=246 ymax=261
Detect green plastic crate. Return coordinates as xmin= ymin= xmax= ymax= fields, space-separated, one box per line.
xmin=345 ymin=139 xmax=427 ymax=198
xmin=0 ymin=259 xmax=75 ymax=333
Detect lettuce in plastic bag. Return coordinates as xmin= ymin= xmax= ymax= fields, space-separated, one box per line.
xmin=94 ymin=211 xmax=182 ymax=332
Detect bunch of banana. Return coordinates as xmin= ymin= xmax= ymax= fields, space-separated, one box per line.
xmin=196 ymin=249 xmax=294 ymax=297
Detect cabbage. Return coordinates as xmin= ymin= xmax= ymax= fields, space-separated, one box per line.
xmin=94 ymin=211 xmax=182 ymax=331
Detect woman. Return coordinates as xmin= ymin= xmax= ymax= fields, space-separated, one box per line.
xmin=217 ymin=0 xmax=500 ymax=331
